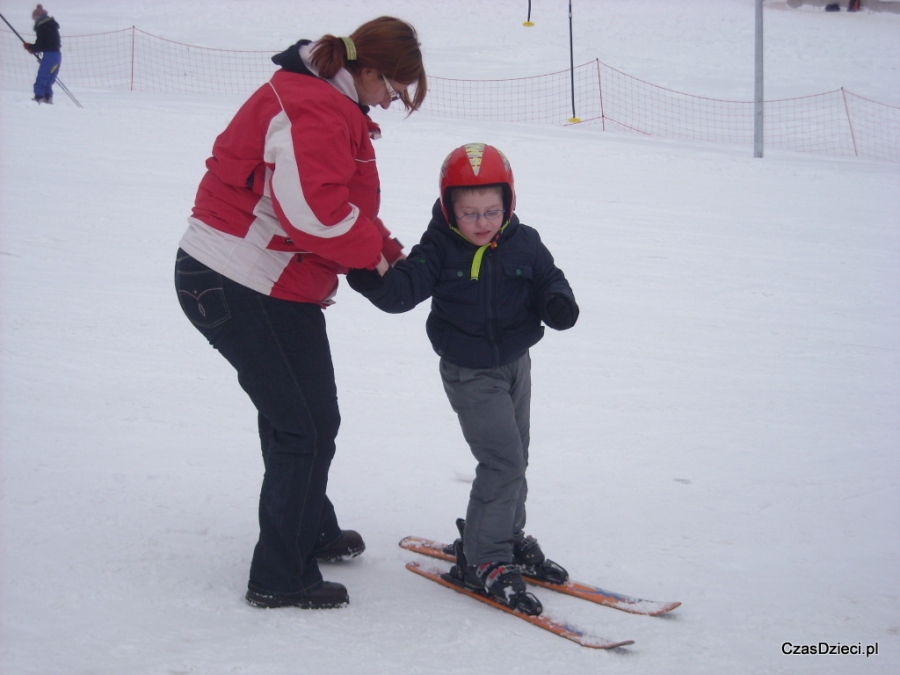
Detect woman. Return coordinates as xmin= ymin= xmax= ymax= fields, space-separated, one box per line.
xmin=174 ymin=16 xmax=427 ymax=609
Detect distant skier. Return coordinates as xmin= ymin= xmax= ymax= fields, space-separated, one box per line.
xmin=23 ymin=4 xmax=61 ymax=104
xmin=348 ymin=142 xmax=580 ymax=615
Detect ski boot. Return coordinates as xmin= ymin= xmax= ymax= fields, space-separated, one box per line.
xmin=448 ymin=519 xmax=543 ymax=616
xmin=513 ymin=534 xmax=569 ymax=585
xmin=467 ymin=561 xmax=543 ymax=615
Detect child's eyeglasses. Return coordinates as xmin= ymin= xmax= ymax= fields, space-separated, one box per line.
xmin=382 ymin=74 xmax=401 ymax=102
xmin=456 ymin=210 xmax=506 ymax=224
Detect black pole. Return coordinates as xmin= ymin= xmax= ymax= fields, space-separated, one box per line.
xmin=0 ymin=10 xmax=83 ymax=108
xmin=524 ymin=0 xmax=535 ymax=27
xmin=568 ymin=0 xmax=580 ymax=122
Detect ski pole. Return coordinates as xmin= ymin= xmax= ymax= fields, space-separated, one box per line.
xmin=0 ymin=10 xmax=83 ymax=108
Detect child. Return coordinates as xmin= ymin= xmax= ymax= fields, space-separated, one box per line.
xmin=348 ymin=143 xmax=579 ymax=615
xmin=23 ymin=5 xmax=61 ymax=104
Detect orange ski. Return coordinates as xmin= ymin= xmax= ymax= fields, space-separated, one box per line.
xmin=400 ymin=536 xmax=681 ymax=616
xmin=406 ymin=561 xmax=634 ymax=650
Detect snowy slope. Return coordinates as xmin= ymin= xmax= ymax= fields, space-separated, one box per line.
xmin=1 ymin=1 xmax=898 ymax=674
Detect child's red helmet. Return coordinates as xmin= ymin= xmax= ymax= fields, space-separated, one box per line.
xmin=439 ymin=143 xmax=516 ymax=226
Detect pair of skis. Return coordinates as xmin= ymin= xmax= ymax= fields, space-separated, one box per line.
xmin=400 ymin=536 xmax=680 ymax=650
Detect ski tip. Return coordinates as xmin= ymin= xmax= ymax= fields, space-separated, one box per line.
xmin=584 ymin=638 xmax=636 ymax=649
xmin=608 ymin=599 xmax=681 ymax=616
xmin=655 ymin=600 xmax=682 ymax=615
xmin=631 ymin=600 xmax=681 ymax=616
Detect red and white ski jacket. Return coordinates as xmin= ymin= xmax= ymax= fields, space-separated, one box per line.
xmin=179 ymin=48 xmax=392 ymax=305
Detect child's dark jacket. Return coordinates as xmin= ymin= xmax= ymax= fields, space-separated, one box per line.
xmin=32 ymin=17 xmax=61 ymax=53
xmin=348 ymin=198 xmax=579 ymax=369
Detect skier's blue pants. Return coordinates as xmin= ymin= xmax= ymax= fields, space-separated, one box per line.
xmin=34 ymin=51 xmax=61 ymax=100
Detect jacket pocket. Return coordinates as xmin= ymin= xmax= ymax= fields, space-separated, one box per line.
xmin=502 ymin=263 xmax=533 ymax=280
xmin=501 ymin=263 xmax=535 ymax=314
xmin=434 ymin=267 xmax=480 ymax=305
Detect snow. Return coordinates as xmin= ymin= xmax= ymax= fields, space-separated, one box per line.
xmin=1 ymin=1 xmax=898 ymax=673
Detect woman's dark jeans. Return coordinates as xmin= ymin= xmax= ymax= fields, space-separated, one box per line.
xmin=175 ymin=249 xmax=342 ymax=596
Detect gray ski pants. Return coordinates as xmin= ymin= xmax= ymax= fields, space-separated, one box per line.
xmin=440 ymin=352 xmax=531 ymax=566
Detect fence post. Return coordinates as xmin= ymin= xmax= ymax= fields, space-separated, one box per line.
xmin=523 ymin=0 xmax=535 ymax=26
xmin=754 ymin=0 xmax=764 ymax=158
xmin=130 ymin=26 xmax=135 ymax=91
xmin=841 ymin=88 xmax=859 ymax=157
xmin=596 ymin=59 xmax=605 ymax=131
xmin=567 ymin=0 xmax=580 ymax=123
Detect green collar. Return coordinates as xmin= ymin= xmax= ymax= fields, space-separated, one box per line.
xmin=450 ymin=219 xmax=510 ymax=280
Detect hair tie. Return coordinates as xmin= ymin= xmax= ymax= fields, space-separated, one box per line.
xmin=340 ymin=37 xmax=357 ymax=61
